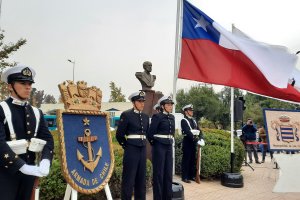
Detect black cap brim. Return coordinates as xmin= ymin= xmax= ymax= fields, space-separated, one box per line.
xmin=7 ymin=73 xmax=34 ymax=84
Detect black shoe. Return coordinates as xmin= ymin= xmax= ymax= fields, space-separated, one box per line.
xmin=182 ymin=179 xmax=191 ymax=183
xmin=256 ymin=161 xmax=261 ymax=164
xmin=249 ymin=161 xmax=253 ymax=164
xmin=261 ymin=159 xmax=265 ymax=163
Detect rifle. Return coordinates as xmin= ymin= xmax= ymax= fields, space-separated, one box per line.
xmin=31 ymin=152 xmax=42 ymax=200
xmin=195 ymin=144 xmax=201 ymax=184
xmin=30 ymin=178 xmax=40 ymax=200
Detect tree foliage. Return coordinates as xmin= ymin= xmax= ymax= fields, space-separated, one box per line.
xmin=218 ymin=87 xmax=243 ymax=108
xmin=243 ymin=93 xmax=297 ymax=126
xmin=29 ymin=89 xmax=56 ymax=108
xmin=176 ymin=84 xmax=299 ymax=129
xmin=0 ymin=31 xmax=27 ymax=100
xmin=44 ymin=94 xmax=57 ymax=104
xmin=29 ymin=88 xmax=44 ymax=107
xmin=109 ymin=81 xmax=126 ymax=102
xmin=176 ymin=84 xmax=228 ymax=128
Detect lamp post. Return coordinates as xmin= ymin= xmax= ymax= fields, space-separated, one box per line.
xmin=67 ymin=59 xmax=75 ymax=82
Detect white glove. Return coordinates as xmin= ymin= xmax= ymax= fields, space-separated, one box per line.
xmin=191 ymin=130 xmax=200 ymax=136
xmin=39 ymin=159 xmax=50 ymax=176
xmin=19 ymin=164 xmax=45 ymax=177
xmin=197 ymin=139 xmax=205 ymax=146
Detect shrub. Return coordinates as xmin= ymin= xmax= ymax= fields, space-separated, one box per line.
xmin=175 ymin=128 xmax=244 ymax=179
xmin=40 ymin=131 xmax=66 ymax=200
xmin=40 ymin=130 xmax=153 ymax=200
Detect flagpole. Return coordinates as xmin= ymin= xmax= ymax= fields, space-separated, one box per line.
xmin=172 ymin=0 xmax=183 ymax=113
xmin=230 ymin=87 xmax=234 ymax=173
xmin=172 ymin=0 xmax=183 ymax=177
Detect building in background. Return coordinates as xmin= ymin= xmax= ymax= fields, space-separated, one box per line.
xmin=40 ymin=102 xmax=132 ymax=129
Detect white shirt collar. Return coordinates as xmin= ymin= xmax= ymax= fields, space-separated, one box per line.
xmin=133 ymin=109 xmax=141 ymax=114
xmin=10 ymin=96 xmax=28 ymax=106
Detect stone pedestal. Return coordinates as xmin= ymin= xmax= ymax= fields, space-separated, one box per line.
xmin=142 ymin=90 xmax=163 ymax=117
xmin=142 ymin=90 xmax=163 ymax=161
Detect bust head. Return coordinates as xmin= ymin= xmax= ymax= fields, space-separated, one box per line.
xmin=143 ymin=61 xmax=152 ymax=73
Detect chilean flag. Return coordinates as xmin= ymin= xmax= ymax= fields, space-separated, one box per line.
xmin=178 ymin=0 xmax=300 ymax=103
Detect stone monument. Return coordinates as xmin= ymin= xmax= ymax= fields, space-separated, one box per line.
xmin=135 ymin=61 xmax=163 ymax=161
xmin=135 ymin=61 xmax=163 ymax=117
xmin=135 ymin=61 xmax=156 ymax=91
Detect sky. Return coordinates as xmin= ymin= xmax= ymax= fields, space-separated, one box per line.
xmin=1 ymin=0 xmax=300 ymax=102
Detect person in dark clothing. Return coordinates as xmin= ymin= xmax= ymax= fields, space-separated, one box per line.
xmin=242 ymin=118 xmax=261 ymax=164
xmin=0 ymin=65 xmax=54 ymax=200
xmin=181 ymin=104 xmax=203 ymax=183
xmin=116 ymin=91 xmax=149 ymax=200
xmin=258 ymin=126 xmax=267 ymax=163
xmin=148 ymin=96 xmax=175 ymax=200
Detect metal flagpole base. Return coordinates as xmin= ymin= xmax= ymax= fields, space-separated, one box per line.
xmin=221 ymin=172 xmax=244 ymax=188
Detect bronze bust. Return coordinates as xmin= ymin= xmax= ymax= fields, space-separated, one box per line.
xmin=135 ymin=61 xmax=156 ymax=90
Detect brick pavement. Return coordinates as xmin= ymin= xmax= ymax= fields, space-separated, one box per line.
xmin=145 ymin=154 xmax=300 ymax=200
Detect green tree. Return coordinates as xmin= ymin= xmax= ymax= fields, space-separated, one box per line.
xmin=243 ymin=93 xmax=297 ymax=126
xmin=218 ymin=87 xmax=243 ymax=108
xmin=218 ymin=87 xmax=244 ymax=129
xmin=43 ymin=94 xmax=57 ymax=104
xmin=29 ymin=89 xmax=44 ymax=108
xmin=109 ymin=81 xmax=126 ymax=102
xmin=0 ymin=31 xmax=26 ymax=100
xmin=176 ymin=84 xmax=226 ymax=128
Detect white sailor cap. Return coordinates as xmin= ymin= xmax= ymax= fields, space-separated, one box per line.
xmin=1 ymin=65 xmax=36 ymax=84
xmin=128 ymin=91 xmax=146 ymax=102
xmin=153 ymin=103 xmax=160 ymax=110
xmin=182 ymin=104 xmax=194 ymax=111
xmin=158 ymin=95 xmax=174 ymax=105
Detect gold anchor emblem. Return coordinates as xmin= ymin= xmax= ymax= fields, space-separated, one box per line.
xmin=77 ymin=117 xmax=102 ymax=172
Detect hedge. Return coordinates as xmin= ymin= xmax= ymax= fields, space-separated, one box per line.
xmin=40 ymin=128 xmax=244 ymax=199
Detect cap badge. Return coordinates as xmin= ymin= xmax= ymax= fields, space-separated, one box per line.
xmin=139 ymin=91 xmax=145 ymax=97
xmin=21 ymin=67 xmax=32 ymax=77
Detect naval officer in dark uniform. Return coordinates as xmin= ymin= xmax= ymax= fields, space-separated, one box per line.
xmin=0 ymin=65 xmax=54 ymax=200
xmin=116 ymin=91 xmax=149 ymax=200
xmin=181 ymin=104 xmax=202 ymax=183
xmin=148 ymin=96 xmax=175 ymax=200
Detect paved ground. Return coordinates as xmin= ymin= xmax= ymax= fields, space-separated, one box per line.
xmin=146 ymin=153 xmax=300 ymax=200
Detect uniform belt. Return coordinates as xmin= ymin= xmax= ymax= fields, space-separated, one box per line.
xmin=154 ymin=134 xmax=174 ymax=139
xmin=127 ymin=135 xmax=146 ymax=139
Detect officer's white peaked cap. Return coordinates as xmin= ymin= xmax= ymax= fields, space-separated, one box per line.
xmin=182 ymin=104 xmax=193 ymax=111
xmin=128 ymin=91 xmax=146 ymax=102
xmin=158 ymin=95 xmax=174 ymax=105
xmin=153 ymin=103 xmax=160 ymax=110
xmin=1 ymin=65 xmax=36 ymax=84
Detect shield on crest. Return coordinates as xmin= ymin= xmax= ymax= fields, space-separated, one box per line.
xmin=57 ymin=81 xmax=114 ymax=194
xmin=279 ymin=125 xmax=295 ymax=143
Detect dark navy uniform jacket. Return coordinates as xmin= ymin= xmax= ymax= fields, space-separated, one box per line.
xmin=116 ymin=108 xmax=149 ymax=147
xmin=0 ymin=98 xmax=54 ymax=174
xmin=181 ymin=116 xmax=202 ymax=141
xmin=148 ymin=112 xmax=175 ymax=145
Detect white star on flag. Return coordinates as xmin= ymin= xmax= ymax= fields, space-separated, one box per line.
xmin=193 ymin=16 xmax=209 ymax=31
